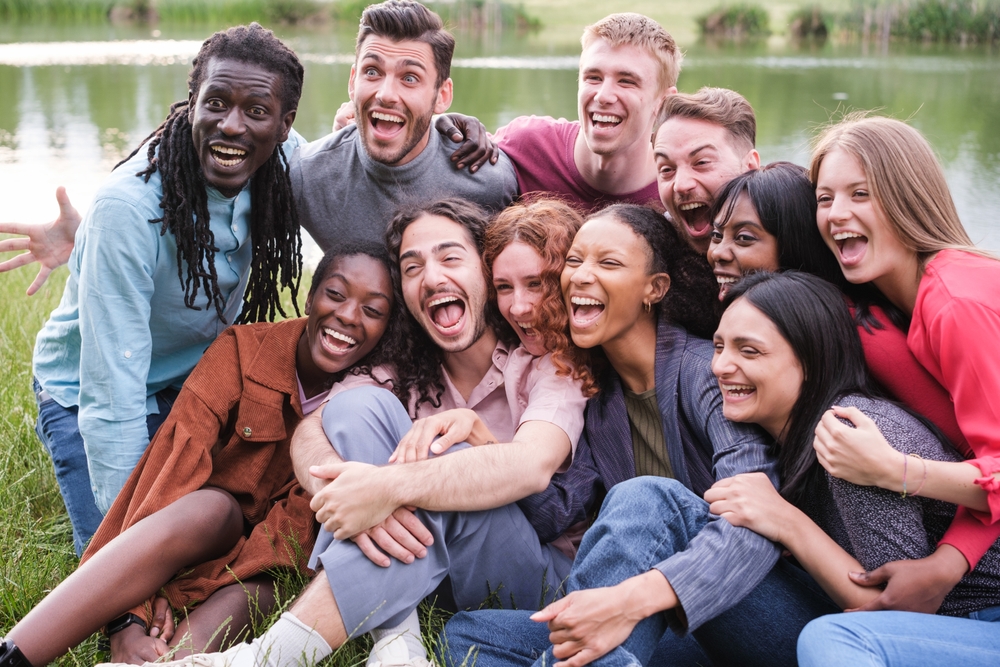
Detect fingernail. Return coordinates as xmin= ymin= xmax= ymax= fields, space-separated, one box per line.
xmin=471 ymin=166 xmax=478 ymax=172
xmin=457 ymin=163 xmax=464 ymax=169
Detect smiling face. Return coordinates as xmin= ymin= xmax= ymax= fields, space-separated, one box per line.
xmin=299 ymin=254 xmax=393 ymax=391
xmin=189 ymin=57 xmax=295 ymax=198
xmin=492 ymin=240 xmax=548 ymax=356
xmin=399 ymin=213 xmax=489 ymax=353
xmin=561 ymin=214 xmax=665 ymax=351
xmin=707 ymin=194 xmax=781 ymax=301
xmin=349 ymin=35 xmax=453 ymax=166
xmin=577 ymin=38 xmax=669 ymax=159
xmin=712 ymin=297 xmax=803 ymax=441
xmin=654 ymin=116 xmax=759 ymax=255
xmin=815 ymin=148 xmax=917 ymax=296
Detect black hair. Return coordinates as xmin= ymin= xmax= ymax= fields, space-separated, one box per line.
xmin=357 ymin=0 xmax=455 ymax=88
xmin=384 ymin=197 xmax=511 ymax=413
xmin=116 ymin=23 xmax=305 ymax=325
xmin=710 ymin=162 xmax=907 ymax=333
xmin=722 ymin=271 xmax=880 ymax=502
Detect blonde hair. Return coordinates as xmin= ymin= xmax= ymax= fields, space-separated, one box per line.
xmin=809 ymin=113 xmax=989 ymax=263
xmin=581 ymin=13 xmax=683 ymax=91
xmin=652 ymin=87 xmax=756 ymax=155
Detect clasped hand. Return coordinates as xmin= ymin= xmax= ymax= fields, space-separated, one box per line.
xmin=704 ymin=472 xmax=789 ymax=544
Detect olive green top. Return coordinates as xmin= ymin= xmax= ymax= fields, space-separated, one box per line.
xmin=624 ymin=386 xmax=674 ymax=479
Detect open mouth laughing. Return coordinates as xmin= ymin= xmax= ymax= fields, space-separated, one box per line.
xmin=210 ymin=144 xmax=248 ymax=168
xmin=369 ymin=109 xmax=406 ymax=138
xmin=570 ymin=296 xmax=605 ymax=327
xmin=832 ymin=231 xmax=869 ymax=266
xmin=714 ymin=273 xmax=740 ymax=300
xmin=591 ymin=112 xmax=623 ymax=129
xmin=320 ymin=326 xmax=358 ymax=356
xmin=676 ymin=200 xmax=712 ymax=238
xmin=720 ymin=382 xmax=755 ymax=400
xmin=426 ymin=294 xmax=467 ymax=336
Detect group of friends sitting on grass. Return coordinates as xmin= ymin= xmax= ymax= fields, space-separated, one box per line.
xmin=0 ymin=3 xmax=998 ymax=666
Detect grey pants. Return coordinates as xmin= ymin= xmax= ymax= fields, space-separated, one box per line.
xmin=308 ymin=386 xmax=572 ymax=637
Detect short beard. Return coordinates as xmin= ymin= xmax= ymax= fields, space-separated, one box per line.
xmin=359 ymin=107 xmax=433 ymax=165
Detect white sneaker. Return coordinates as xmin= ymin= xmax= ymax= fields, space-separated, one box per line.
xmin=366 ymin=633 xmax=431 ymax=667
xmin=96 ymin=643 xmax=258 ymax=667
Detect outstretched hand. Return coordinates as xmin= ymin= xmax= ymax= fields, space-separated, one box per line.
xmin=434 ymin=113 xmax=499 ymax=172
xmin=846 ymin=545 xmax=968 ymax=613
xmin=0 ymin=186 xmax=81 ymax=295
xmin=814 ymin=406 xmax=899 ymax=488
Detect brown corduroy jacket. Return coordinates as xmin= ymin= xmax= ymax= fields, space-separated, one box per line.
xmin=82 ymin=318 xmax=318 ymax=620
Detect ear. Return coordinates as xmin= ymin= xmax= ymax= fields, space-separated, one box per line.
xmin=647 ymin=272 xmax=671 ymax=305
xmin=348 ymin=64 xmax=357 ymax=103
xmin=745 ymin=149 xmax=761 ymax=171
xmin=278 ymin=109 xmax=296 ymax=144
xmin=304 ymin=291 xmax=314 ymax=316
xmin=434 ymin=78 xmax=454 ymax=114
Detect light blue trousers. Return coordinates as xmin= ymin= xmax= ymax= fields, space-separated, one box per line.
xmin=308 ymin=386 xmax=573 ymax=637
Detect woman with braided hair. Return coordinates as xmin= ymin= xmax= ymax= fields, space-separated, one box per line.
xmin=30 ymin=22 xmax=306 ymax=555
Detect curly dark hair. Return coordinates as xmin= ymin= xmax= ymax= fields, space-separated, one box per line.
xmin=483 ymin=198 xmax=597 ymax=397
xmin=385 ymin=198 xmax=512 ymax=414
xmin=116 ymin=23 xmax=304 ymax=325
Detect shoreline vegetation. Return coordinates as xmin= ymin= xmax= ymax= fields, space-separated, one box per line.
xmin=0 ymin=0 xmax=541 ymax=31
xmin=1 ymin=0 xmax=999 ymax=44
xmin=697 ymin=0 xmax=1000 ymax=44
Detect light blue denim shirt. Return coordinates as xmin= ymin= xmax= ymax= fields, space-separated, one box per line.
xmin=33 ymin=130 xmax=304 ymax=512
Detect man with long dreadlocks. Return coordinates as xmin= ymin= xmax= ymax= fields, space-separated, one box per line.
xmin=29 ymin=22 xmax=305 ymax=557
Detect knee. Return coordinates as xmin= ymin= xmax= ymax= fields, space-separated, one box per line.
xmin=603 ymin=477 xmax=704 ymax=520
xmin=797 ymin=614 xmax=870 ymax=667
xmin=173 ymin=488 xmax=243 ymax=544
xmin=322 ymin=386 xmax=411 ymax=463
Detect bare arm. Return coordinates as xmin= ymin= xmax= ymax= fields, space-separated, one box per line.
xmin=706 ymin=473 xmax=878 ymax=610
xmin=289 ymin=406 xmax=343 ymax=497
xmin=814 ymin=406 xmax=992 ymax=512
xmin=309 ymin=420 xmax=571 ymax=539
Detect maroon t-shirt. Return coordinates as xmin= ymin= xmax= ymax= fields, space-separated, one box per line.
xmin=494 ymin=115 xmax=660 ymax=211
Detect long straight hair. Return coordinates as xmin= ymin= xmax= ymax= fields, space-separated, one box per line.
xmin=723 ymin=271 xmax=879 ymax=502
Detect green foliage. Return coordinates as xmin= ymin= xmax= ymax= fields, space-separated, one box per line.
xmin=330 ymin=0 xmax=540 ymax=31
xmin=841 ymin=0 xmax=1000 ymax=43
xmin=697 ymin=3 xmax=771 ymax=40
xmin=788 ymin=5 xmax=831 ymax=38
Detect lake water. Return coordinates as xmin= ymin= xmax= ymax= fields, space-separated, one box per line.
xmin=2 ymin=21 xmax=999 ymax=260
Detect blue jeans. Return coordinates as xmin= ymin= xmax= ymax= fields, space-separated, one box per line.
xmin=797 ymin=608 xmax=1000 ymax=666
xmin=33 ymin=378 xmax=178 ymax=556
xmin=310 ymin=386 xmax=572 ymax=637
xmin=442 ymin=476 xmax=839 ymax=667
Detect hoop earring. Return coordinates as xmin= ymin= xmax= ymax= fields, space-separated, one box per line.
xmin=643 ymin=301 xmax=651 ymax=313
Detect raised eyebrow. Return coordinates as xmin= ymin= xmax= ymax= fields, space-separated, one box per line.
xmin=400 ymin=58 xmax=427 ymax=71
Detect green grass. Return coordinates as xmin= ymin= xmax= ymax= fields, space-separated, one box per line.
xmin=0 ymin=258 xmax=464 ymax=665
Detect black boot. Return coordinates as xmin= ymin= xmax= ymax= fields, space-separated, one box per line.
xmin=0 ymin=640 xmax=33 ymax=667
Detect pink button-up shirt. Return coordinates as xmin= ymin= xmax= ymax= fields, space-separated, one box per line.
xmin=414 ymin=340 xmax=587 ymax=465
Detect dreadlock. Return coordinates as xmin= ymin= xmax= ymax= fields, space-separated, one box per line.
xmin=116 ymin=23 xmax=304 ymax=324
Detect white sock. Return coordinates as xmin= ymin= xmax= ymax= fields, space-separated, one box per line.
xmin=216 ymin=612 xmax=332 ymax=667
xmin=367 ymin=608 xmax=426 ymax=666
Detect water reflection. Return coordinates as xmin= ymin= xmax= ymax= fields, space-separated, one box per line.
xmin=1 ymin=33 xmax=998 ymax=252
